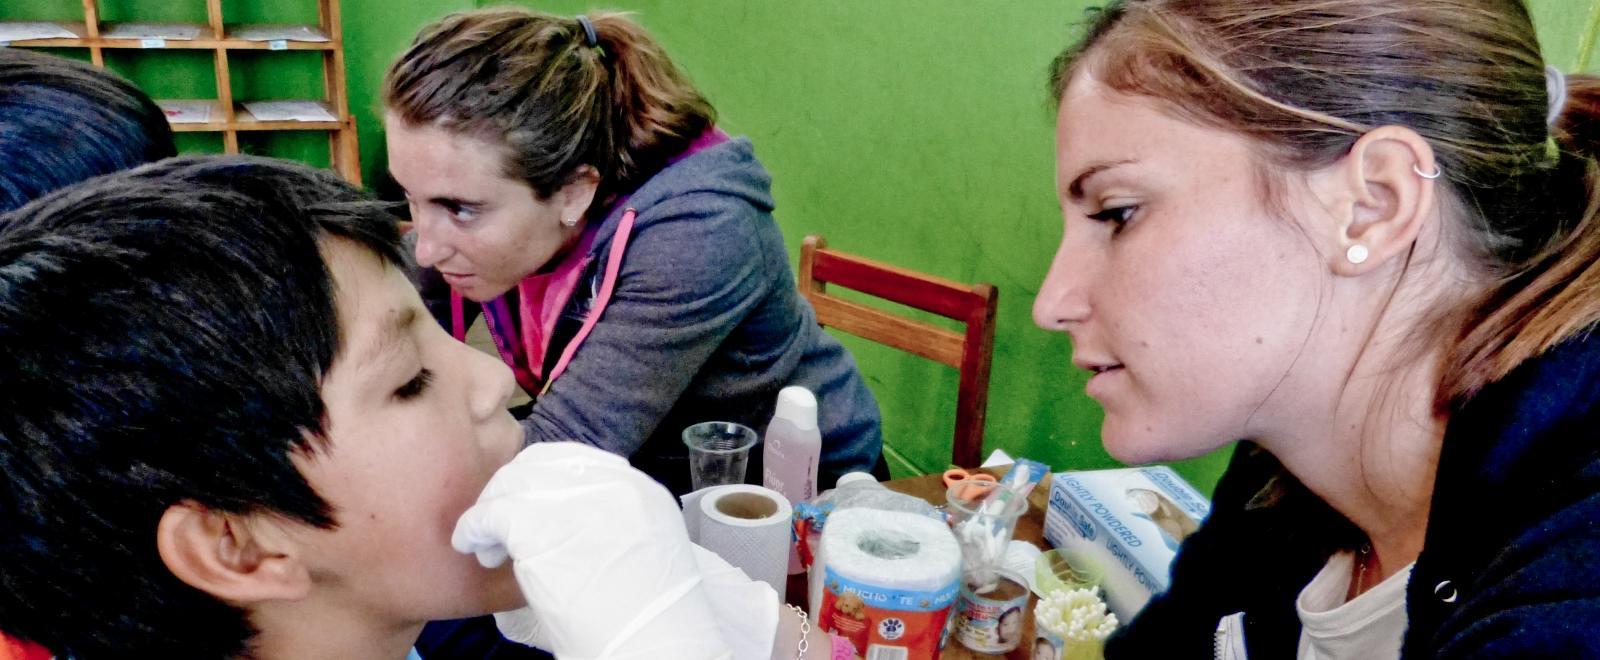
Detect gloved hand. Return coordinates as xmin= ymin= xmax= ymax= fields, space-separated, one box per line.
xmin=490 ymin=544 xmax=781 ymax=660
xmin=453 ymin=442 xmax=732 ymax=660
xmin=688 ymin=545 xmax=780 ymax=659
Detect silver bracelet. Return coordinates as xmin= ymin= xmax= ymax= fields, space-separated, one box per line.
xmin=786 ymin=604 xmax=810 ymax=659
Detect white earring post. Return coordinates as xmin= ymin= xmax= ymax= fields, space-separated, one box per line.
xmin=1347 ymin=244 xmax=1370 ymax=265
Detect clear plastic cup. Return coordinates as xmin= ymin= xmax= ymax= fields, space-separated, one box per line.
xmin=946 ymin=481 xmax=1029 ymax=555
xmin=682 ymin=421 xmax=757 ymax=490
xmin=947 ymin=480 xmax=1030 ymax=596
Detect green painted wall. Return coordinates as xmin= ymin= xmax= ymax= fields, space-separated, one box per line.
xmin=6 ymin=1 xmax=1598 ymax=494
xmin=482 ymin=0 xmax=1600 ymax=493
xmin=518 ymin=0 xmax=1135 ymax=484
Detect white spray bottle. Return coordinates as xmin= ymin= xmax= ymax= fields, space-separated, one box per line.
xmin=762 ymin=385 xmax=822 ymax=574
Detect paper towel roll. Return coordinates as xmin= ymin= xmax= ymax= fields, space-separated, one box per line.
xmin=815 ymin=508 xmax=964 ymax=656
xmin=823 ymin=508 xmax=961 ymax=586
xmin=808 ymin=508 xmax=967 ymax=616
xmin=682 ymin=484 xmax=793 ymax=601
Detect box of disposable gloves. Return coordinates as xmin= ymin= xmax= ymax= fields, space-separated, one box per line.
xmin=1042 ymin=466 xmax=1210 ymax=621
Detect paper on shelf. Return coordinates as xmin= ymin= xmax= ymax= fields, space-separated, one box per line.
xmin=157 ymin=100 xmax=213 ymax=124
xmin=230 ymin=25 xmax=328 ymax=42
xmin=101 ymin=23 xmax=201 ymax=40
xmin=0 ymin=22 xmax=77 ymax=42
xmin=242 ymin=100 xmax=337 ymax=122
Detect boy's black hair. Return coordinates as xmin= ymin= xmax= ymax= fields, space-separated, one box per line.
xmin=0 ymin=155 xmax=405 ymax=657
xmin=0 ymin=49 xmax=177 ymax=213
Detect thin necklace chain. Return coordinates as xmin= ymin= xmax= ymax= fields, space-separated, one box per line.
xmin=1350 ymin=542 xmax=1376 ymax=600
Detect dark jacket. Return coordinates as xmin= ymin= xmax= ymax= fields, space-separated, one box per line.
xmin=1107 ymin=328 xmax=1600 ymax=658
xmin=420 ymin=137 xmax=883 ymax=495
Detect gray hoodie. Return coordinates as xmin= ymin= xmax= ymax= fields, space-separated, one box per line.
xmin=422 ymin=137 xmax=883 ymax=494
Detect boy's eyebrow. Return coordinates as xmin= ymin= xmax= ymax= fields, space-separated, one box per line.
xmin=354 ymin=306 xmax=418 ymax=370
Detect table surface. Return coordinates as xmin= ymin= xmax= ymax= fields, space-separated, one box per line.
xmin=792 ymin=468 xmax=1052 ymax=659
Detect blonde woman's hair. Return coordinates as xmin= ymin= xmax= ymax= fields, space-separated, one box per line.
xmin=384 ymin=8 xmax=715 ymax=212
xmin=1050 ymin=0 xmax=1600 ymax=411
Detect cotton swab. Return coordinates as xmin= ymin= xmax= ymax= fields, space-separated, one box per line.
xmin=1034 ymin=587 xmax=1118 ymax=660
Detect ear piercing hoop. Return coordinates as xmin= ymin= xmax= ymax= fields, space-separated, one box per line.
xmin=1413 ymin=163 xmax=1441 ymax=179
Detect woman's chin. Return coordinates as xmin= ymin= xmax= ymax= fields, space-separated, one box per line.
xmin=1103 ymin=439 xmax=1164 ymax=466
xmin=455 ymin=280 xmax=514 ymax=303
xmin=1100 ymin=419 xmax=1203 ymax=465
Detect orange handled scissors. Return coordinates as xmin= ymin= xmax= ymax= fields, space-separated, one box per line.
xmin=943 ymin=468 xmax=998 ymax=502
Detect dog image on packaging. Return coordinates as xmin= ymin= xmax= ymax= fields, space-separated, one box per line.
xmin=835 ymin=591 xmax=867 ymax=621
xmin=821 ymin=569 xmax=957 ymax=659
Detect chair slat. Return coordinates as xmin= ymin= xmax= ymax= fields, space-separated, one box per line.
xmin=811 ymin=249 xmax=985 ymax=320
xmin=809 ymin=294 xmax=965 ymax=367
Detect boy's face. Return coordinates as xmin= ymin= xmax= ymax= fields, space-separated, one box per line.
xmin=287 ymin=238 xmax=526 ymax=621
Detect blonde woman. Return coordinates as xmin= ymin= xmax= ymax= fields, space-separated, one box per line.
xmin=383 ymin=8 xmax=882 ymax=497
xmin=1034 ymin=0 xmax=1600 ymax=657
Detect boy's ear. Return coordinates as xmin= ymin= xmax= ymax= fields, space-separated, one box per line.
xmin=156 ymin=501 xmax=311 ymax=604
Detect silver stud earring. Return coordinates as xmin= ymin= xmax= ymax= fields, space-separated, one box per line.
xmin=1412 ymin=163 xmax=1442 ymax=180
xmin=1346 ymin=244 xmax=1369 ymax=265
xmin=562 ymin=217 xmax=578 ymax=228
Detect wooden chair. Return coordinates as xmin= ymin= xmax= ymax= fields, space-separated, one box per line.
xmin=798 ymin=235 xmax=998 ymax=469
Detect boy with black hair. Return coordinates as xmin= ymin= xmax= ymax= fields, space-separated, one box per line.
xmin=0 ymin=156 xmax=527 ymax=658
xmin=0 ymin=155 xmax=820 ymax=660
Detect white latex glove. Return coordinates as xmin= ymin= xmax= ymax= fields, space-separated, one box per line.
xmin=453 ymin=442 xmax=732 ymax=660
xmin=688 ymin=545 xmax=780 ymax=659
xmin=491 ymin=545 xmax=780 ymax=660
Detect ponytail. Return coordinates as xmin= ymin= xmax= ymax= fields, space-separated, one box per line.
xmin=584 ymin=12 xmax=715 ymax=201
xmin=1440 ymin=74 xmax=1600 ymax=409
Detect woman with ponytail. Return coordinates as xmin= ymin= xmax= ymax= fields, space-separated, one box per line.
xmin=1033 ymin=0 xmax=1600 ymax=657
xmin=382 ymin=8 xmax=882 ymax=498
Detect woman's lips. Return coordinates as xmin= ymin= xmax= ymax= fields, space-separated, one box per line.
xmin=1085 ymin=365 xmax=1125 ymax=398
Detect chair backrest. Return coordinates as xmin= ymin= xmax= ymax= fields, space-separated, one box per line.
xmin=797 ymin=235 xmax=998 ymax=468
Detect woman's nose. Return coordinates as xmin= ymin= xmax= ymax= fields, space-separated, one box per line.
xmin=1033 ymin=237 xmax=1093 ymax=332
xmin=411 ymin=217 xmax=451 ymax=269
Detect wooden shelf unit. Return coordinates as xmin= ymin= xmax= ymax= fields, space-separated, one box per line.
xmin=1 ymin=0 xmax=361 ymax=184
